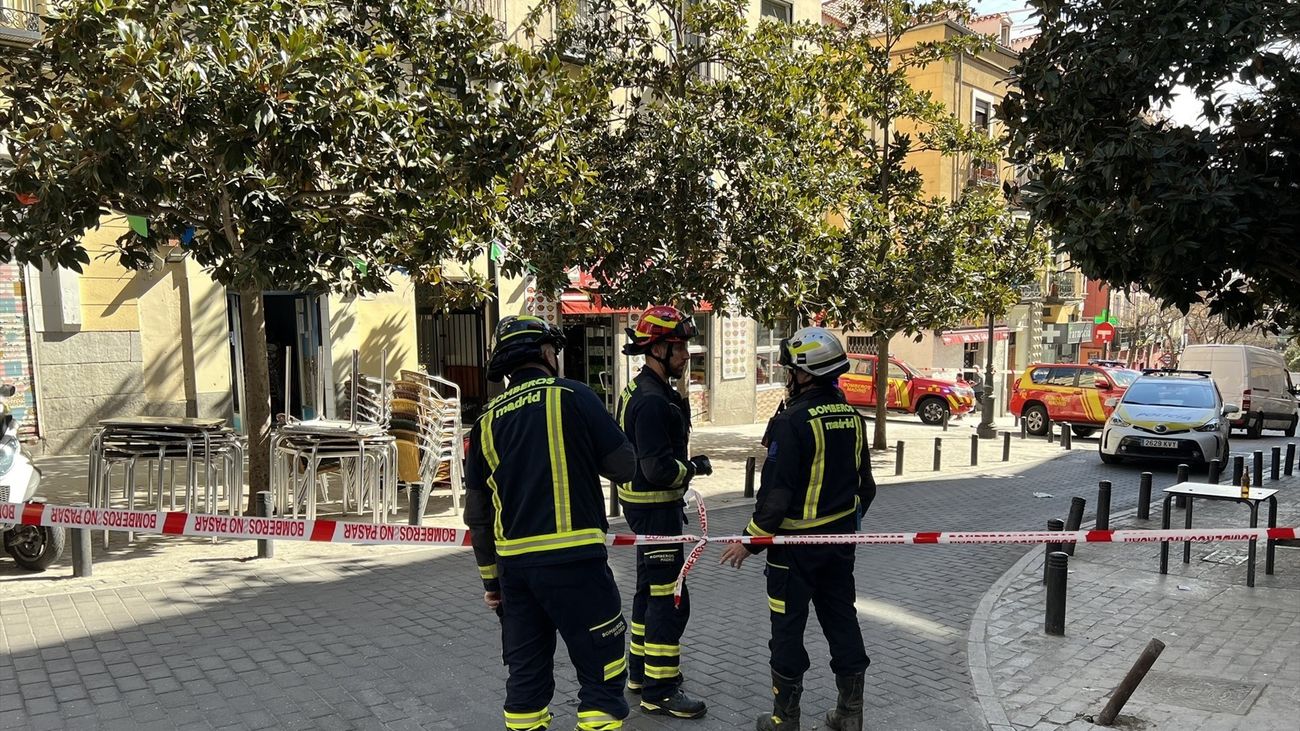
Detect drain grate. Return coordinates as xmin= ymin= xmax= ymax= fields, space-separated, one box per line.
xmin=1134 ymin=672 xmax=1264 ymax=715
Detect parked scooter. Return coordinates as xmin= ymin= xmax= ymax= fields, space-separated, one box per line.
xmin=0 ymin=384 xmax=64 ymax=571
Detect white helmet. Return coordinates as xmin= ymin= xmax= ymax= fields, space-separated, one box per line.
xmin=780 ymin=327 xmax=850 ymax=378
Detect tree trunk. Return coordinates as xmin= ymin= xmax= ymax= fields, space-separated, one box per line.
xmin=238 ymin=287 xmax=273 ymax=516
xmin=873 ymin=331 xmax=890 ymax=450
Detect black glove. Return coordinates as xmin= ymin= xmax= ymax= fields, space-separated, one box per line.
xmin=689 ymin=455 xmax=713 ymax=477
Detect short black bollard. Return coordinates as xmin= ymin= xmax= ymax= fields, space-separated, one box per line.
xmin=71 ymin=501 xmax=92 ymax=578
xmin=1096 ymin=480 xmax=1112 ymax=530
xmin=1287 ymin=443 xmax=1296 ymax=476
xmin=1175 ymin=463 xmax=1190 ymax=509
xmin=1233 ymin=455 xmax=1245 ymax=485
xmin=1207 ymin=459 xmax=1221 ymax=485
xmin=1061 ymin=424 xmax=1072 ymax=450
xmin=1064 ymin=497 xmax=1086 ymax=556
xmin=1253 ymin=450 xmax=1264 ymax=487
xmin=408 ymin=482 xmax=427 ymax=526
xmin=1044 ymin=551 xmax=1069 ymax=636
xmin=743 ymin=456 xmax=757 ymax=499
xmin=609 ymin=480 xmax=621 ymax=518
xmin=1271 ymin=446 xmax=1281 ymax=481
xmin=1095 ymin=638 xmax=1167 ymax=726
xmin=894 ymin=441 xmax=905 ymax=476
xmin=1047 ymin=419 xmax=1055 ymax=443
xmin=1002 ymin=431 xmax=1012 ymax=462
xmin=970 ymin=434 xmax=979 ymax=466
xmin=942 ymin=409 xmax=950 ymax=432
xmin=933 ymin=438 xmax=943 ymax=471
xmin=1044 ymin=518 xmax=1064 ymax=584
xmin=1138 ymin=472 xmax=1153 ymax=521
xmin=1020 ymin=418 xmax=1028 ymax=440
xmin=256 ymin=491 xmax=275 ymax=560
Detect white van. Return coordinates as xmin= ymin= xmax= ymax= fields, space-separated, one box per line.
xmin=1178 ymin=344 xmax=1298 ymax=437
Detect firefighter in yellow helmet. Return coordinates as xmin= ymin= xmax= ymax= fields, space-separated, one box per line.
xmin=465 ymin=316 xmax=637 ymax=731
xmin=720 ymin=326 xmax=876 ymax=731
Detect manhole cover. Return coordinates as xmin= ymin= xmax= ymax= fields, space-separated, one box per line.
xmin=1135 ymin=672 xmax=1264 ymax=714
xmin=1198 ymin=548 xmax=1248 ymax=566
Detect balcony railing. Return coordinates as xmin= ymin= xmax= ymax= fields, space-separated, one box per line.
xmin=1017 ymin=283 xmax=1043 ymax=302
xmin=1048 ymin=271 xmax=1082 ymax=301
xmin=454 ymin=0 xmax=507 ymax=32
xmin=968 ymin=159 xmax=1000 ymax=186
xmin=0 ymin=3 xmax=40 ymax=43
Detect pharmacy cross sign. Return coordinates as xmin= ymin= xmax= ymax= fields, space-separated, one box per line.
xmin=1042 ymin=325 xmax=1064 ymax=344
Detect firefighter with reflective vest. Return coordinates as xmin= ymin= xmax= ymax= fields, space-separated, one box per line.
xmin=720 ymin=327 xmax=876 ymax=731
xmin=465 ymin=316 xmax=638 ymax=731
xmin=615 ymin=305 xmax=712 ymax=720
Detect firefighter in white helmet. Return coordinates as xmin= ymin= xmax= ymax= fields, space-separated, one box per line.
xmin=720 ymin=326 xmax=876 ymax=731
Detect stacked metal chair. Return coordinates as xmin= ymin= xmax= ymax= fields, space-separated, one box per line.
xmin=396 ymin=370 xmax=464 ymax=518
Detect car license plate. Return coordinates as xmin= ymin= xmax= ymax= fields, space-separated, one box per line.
xmin=1141 ymin=439 xmax=1178 ymax=449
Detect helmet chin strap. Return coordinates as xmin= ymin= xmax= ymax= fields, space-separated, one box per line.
xmin=648 ymin=342 xmax=681 ymax=380
xmin=786 ymin=369 xmax=815 ymax=399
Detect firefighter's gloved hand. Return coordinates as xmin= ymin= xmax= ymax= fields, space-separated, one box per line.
xmin=689 ymin=455 xmax=713 ymax=477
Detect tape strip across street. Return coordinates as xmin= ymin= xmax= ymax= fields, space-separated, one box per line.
xmin=2 ymin=500 xmax=1295 ymax=549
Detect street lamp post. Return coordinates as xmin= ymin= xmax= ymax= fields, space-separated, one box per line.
xmin=977 ymin=310 xmax=998 ymax=438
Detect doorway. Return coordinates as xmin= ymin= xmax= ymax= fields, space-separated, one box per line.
xmin=227 ymin=292 xmax=326 ymax=432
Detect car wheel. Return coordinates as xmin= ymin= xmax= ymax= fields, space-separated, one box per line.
xmin=5 ymin=525 xmax=66 ymax=571
xmin=1099 ymin=447 xmax=1121 ymax=465
xmin=1071 ymin=426 xmax=1097 ymax=438
xmin=1247 ymin=414 xmax=1264 ymax=439
xmin=1023 ymin=404 xmax=1049 ymax=436
xmin=917 ymin=397 xmax=949 ymax=426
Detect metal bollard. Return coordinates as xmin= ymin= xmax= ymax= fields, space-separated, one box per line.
xmin=256 ymin=491 xmax=275 ymax=560
xmin=1175 ymin=463 xmax=1189 ymax=509
xmin=1253 ymin=450 xmax=1264 ymax=487
xmin=1044 ymin=551 xmax=1069 ymax=636
xmin=933 ymin=438 xmax=943 ymax=471
xmin=1020 ymin=418 xmax=1028 ymax=440
xmin=71 ymin=502 xmax=92 ymax=578
xmin=1044 ymin=518 xmax=1064 ymax=584
xmin=1271 ymin=446 xmax=1281 ymax=481
xmin=1064 ymin=497 xmax=1086 ymax=556
xmin=744 ymin=456 xmax=757 ymax=499
xmin=408 ymin=482 xmax=427 ymax=526
xmin=1138 ymin=472 xmax=1153 ymax=521
xmin=1233 ymin=455 xmax=1245 ymax=485
xmin=1208 ymin=459 xmax=1221 ymax=485
xmin=1061 ymin=424 xmax=1072 ymax=450
xmin=1096 ymin=638 xmax=1167 ymax=726
xmin=1047 ymin=419 xmax=1055 ymax=443
xmin=1096 ymin=480 xmax=1112 ymax=530
xmin=894 ymin=441 xmax=905 ymax=476
xmin=1287 ymin=443 xmax=1296 ymax=476
xmin=609 ymin=480 xmax=621 ymax=518
xmin=970 ymin=434 xmax=979 ymax=466
xmin=1002 ymin=431 xmax=1012 ymax=462
xmin=942 ymin=410 xmax=950 ymax=432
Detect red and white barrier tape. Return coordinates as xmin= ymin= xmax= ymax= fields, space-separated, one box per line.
xmin=3 ymin=500 xmax=1294 ymax=574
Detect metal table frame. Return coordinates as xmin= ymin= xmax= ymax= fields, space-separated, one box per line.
xmin=1160 ymin=482 xmax=1279 ymax=587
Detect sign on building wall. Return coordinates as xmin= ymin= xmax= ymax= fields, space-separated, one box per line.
xmin=522 ymin=277 xmax=559 ymax=325
xmin=0 ymin=264 xmax=39 ymax=439
xmin=721 ymin=317 xmax=751 ymax=381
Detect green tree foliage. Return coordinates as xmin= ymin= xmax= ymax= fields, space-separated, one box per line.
xmin=0 ymin=0 xmax=577 ymax=508
xmin=1002 ymin=0 xmax=1300 ymax=329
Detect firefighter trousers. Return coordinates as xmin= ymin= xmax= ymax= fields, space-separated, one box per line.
xmin=499 ymin=558 xmax=629 ymax=731
xmin=765 ymin=543 xmax=870 ymax=679
xmin=625 ymin=505 xmax=690 ymax=702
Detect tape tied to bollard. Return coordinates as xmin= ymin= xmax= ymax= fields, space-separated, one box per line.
xmin=3 ymin=499 xmax=1295 ymax=597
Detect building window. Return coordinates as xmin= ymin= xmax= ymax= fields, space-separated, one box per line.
xmin=688 ymin=315 xmax=711 ymax=390
xmin=761 ymin=0 xmax=792 ymax=23
xmin=973 ymin=96 xmax=993 ymax=133
xmin=756 ymin=320 xmax=793 ymax=387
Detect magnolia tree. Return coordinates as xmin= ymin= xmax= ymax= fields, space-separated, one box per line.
xmin=0 ymin=0 xmax=582 ymax=510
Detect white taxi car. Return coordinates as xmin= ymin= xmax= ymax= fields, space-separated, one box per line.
xmin=1100 ymin=370 xmax=1238 ymax=466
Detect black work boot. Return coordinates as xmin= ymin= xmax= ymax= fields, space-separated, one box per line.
xmin=640 ymin=689 xmax=708 ymax=719
xmin=824 ymin=671 xmax=865 ymax=730
xmin=756 ymin=671 xmax=803 ymax=730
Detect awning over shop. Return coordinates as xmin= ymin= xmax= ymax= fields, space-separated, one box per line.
xmin=940 ymin=327 xmax=1010 ymax=345
xmin=561 ymin=293 xmax=714 ymax=317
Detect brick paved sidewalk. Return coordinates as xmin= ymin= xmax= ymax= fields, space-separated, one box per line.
xmin=971 ymin=479 xmax=1300 ymax=731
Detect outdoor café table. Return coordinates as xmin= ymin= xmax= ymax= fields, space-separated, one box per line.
xmin=1160 ymin=482 xmax=1279 ymax=587
xmin=89 ymin=416 xmax=229 ymax=512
